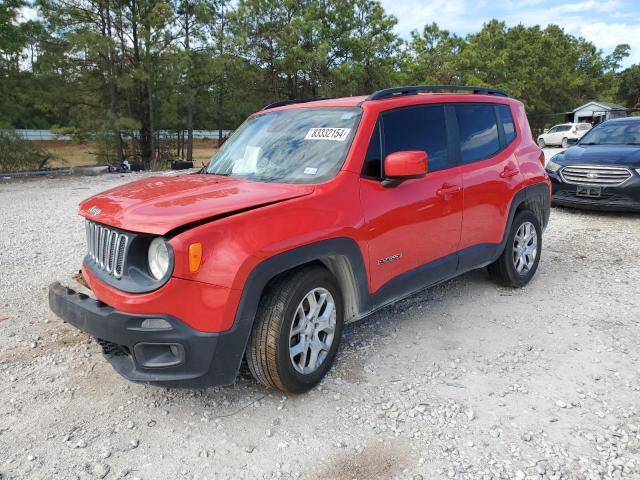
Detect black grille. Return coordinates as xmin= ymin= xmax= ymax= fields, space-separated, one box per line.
xmin=96 ymin=338 xmax=130 ymax=356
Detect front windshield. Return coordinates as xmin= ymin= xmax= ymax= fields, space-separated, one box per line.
xmin=205 ymin=107 xmax=361 ymax=183
xmin=579 ymin=122 xmax=640 ymax=146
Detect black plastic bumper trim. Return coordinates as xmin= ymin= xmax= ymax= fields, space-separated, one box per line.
xmin=48 ymin=282 xmax=245 ymax=387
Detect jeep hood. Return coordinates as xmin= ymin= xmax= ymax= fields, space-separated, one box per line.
xmin=79 ymin=174 xmax=315 ymax=235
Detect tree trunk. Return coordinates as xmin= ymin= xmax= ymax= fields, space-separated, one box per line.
xmin=184 ymin=11 xmax=193 ymax=162
xmin=217 ymin=2 xmax=226 ymax=142
xmin=105 ymin=0 xmax=124 ymax=163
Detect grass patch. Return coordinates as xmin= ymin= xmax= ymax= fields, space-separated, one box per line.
xmin=41 ymin=138 xmax=219 ymax=169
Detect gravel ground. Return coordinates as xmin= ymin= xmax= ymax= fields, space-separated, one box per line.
xmin=1 ymin=169 xmax=639 ymax=480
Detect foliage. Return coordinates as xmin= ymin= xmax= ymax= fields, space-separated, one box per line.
xmin=618 ymin=65 xmax=640 ymax=108
xmin=0 ymin=0 xmax=635 ymax=166
xmin=0 ymin=130 xmax=48 ymax=172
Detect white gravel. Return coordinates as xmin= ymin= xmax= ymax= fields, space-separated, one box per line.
xmin=1 ymin=172 xmax=640 ymax=480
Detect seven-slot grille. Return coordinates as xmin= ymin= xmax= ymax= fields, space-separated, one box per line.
xmin=85 ymin=220 xmax=128 ymax=278
xmin=560 ymin=165 xmax=631 ymax=186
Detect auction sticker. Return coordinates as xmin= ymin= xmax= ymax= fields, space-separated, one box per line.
xmin=305 ymin=128 xmax=351 ymax=141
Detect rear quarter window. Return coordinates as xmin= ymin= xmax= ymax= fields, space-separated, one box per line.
xmin=455 ymin=104 xmax=501 ymax=164
xmin=497 ymin=104 xmax=516 ymax=145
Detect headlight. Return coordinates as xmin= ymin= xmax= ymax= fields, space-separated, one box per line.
xmin=546 ymin=157 xmax=563 ymax=173
xmin=147 ymin=237 xmax=170 ymax=280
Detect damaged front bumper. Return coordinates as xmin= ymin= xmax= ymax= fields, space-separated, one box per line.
xmin=48 ymin=282 xmax=245 ymax=387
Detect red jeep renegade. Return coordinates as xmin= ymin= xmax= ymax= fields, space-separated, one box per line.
xmin=49 ymin=85 xmax=551 ymax=393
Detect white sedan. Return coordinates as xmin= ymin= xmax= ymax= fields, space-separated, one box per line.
xmin=537 ymin=123 xmax=591 ymax=149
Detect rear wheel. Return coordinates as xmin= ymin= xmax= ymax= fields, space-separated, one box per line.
xmin=488 ymin=210 xmax=542 ymax=288
xmin=537 ymin=138 xmax=546 ymax=148
xmin=561 ymin=137 xmax=569 ymax=149
xmin=246 ymin=266 xmax=344 ymax=393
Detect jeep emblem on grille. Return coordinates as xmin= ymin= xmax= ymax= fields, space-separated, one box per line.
xmin=87 ymin=206 xmax=102 ymax=215
xmin=586 ymin=172 xmax=599 ymax=179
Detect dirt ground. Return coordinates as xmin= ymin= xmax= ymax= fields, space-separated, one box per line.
xmin=0 ymin=170 xmax=639 ymax=480
xmin=41 ymin=139 xmax=218 ymax=169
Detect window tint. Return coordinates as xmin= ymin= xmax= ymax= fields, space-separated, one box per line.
xmin=557 ymin=125 xmax=572 ymax=132
xmin=362 ymin=122 xmax=382 ymax=177
xmin=497 ymin=104 xmax=516 ymax=144
xmin=578 ymin=124 xmax=590 ymax=130
xmin=455 ymin=104 xmax=500 ymax=163
xmin=381 ymin=105 xmax=450 ymax=172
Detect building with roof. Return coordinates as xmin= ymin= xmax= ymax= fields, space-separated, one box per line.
xmin=570 ymin=101 xmax=628 ymax=124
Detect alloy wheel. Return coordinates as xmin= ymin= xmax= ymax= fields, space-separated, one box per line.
xmin=289 ymin=287 xmax=336 ymax=375
xmin=512 ymin=221 xmax=538 ymax=274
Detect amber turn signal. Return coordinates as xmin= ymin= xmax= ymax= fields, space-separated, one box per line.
xmin=188 ymin=243 xmax=202 ymax=273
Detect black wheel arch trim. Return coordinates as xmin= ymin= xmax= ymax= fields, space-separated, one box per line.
xmin=221 ymin=238 xmax=369 ymax=384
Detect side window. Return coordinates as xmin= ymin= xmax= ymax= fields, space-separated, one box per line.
xmin=381 ymin=105 xmax=450 ymax=172
xmin=497 ymin=104 xmax=516 ymax=145
xmin=362 ymin=121 xmax=382 ymax=178
xmin=455 ymin=104 xmax=500 ymax=164
xmin=548 ymin=126 xmax=558 ymax=133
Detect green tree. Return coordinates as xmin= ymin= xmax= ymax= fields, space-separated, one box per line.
xmin=457 ymin=21 xmax=615 ymax=130
xmin=618 ymin=65 xmax=640 ymax=108
xmin=404 ymin=23 xmax=463 ymax=85
xmin=327 ymin=0 xmax=402 ymax=96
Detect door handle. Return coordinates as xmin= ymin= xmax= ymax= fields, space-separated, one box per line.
xmin=436 ymin=184 xmax=461 ymax=197
xmin=500 ymin=166 xmax=519 ymax=178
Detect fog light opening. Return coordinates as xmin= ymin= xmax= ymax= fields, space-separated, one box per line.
xmin=133 ymin=343 xmax=185 ymax=368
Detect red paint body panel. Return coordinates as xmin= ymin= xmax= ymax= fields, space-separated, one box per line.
xmin=75 ymin=93 xmax=550 ymax=333
xmin=384 ymin=151 xmax=428 ymax=178
xmin=82 ymin=263 xmax=242 ymax=332
xmin=79 ymin=175 xmax=315 ymax=235
xmin=360 ymin=168 xmax=463 ymax=292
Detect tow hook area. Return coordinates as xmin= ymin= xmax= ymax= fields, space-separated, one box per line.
xmin=73 ymin=269 xmax=90 ymax=289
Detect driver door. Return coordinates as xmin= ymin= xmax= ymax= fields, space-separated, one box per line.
xmin=360 ymin=104 xmax=463 ymax=294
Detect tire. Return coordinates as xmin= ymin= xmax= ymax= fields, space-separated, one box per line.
xmin=561 ymin=137 xmax=568 ymax=149
xmin=246 ymin=266 xmax=344 ymax=393
xmin=488 ymin=210 xmax=542 ymax=288
xmin=537 ymin=138 xmax=546 ymax=148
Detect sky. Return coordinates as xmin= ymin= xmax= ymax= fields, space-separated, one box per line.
xmin=381 ymin=0 xmax=640 ymax=68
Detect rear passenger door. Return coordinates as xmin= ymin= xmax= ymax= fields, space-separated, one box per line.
xmin=456 ymin=103 xmax=522 ymax=270
xmin=360 ymin=104 xmax=463 ymax=293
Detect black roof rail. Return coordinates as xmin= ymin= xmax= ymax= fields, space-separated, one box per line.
xmin=261 ymin=97 xmax=333 ymax=110
xmin=366 ymin=85 xmax=509 ymax=101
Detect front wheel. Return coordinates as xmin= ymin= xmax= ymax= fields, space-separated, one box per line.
xmin=246 ymin=266 xmax=344 ymax=393
xmin=488 ymin=210 xmax=542 ymax=288
xmin=537 ymin=138 xmax=546 ymax=148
